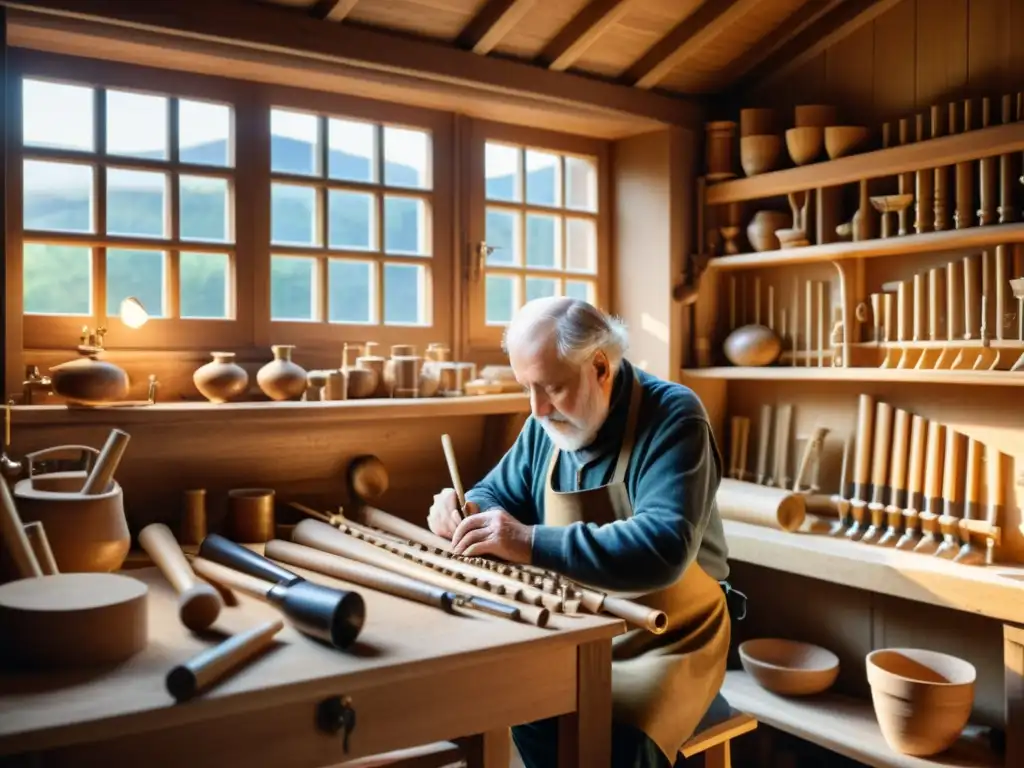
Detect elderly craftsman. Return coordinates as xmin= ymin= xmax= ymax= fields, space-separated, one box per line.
xmin=427 ymin=296 xmax=733 ymax=768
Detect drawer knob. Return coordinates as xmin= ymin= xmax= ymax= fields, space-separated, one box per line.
xmin=316 ymin=695 xmax=357 ymax=752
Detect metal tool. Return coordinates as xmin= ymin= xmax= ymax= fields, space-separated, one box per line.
xmin=860 ymin=402 xmax=894 ymax=544
xmin=877 ymin=409 xmax=911 ymax=547
xmin=912 ymin=422 xmax=946 ymax=555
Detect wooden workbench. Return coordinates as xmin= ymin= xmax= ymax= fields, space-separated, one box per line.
xmin=0 ymin=566 xmax=624 ymax=768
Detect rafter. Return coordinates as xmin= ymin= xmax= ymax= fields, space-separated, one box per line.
xmin=623 ymin=0 xmax=763 ymax=90
xmin=740 ymin=0 xmax=905 ymax=91
xmin=713 ymin=0 xmax=846 ymax=89
xmin=538 ymin=0 xmax=639 ymax=72
xmin=309 ymin=0 xmax=360 ymax=22
xmin=3 ymin=0 xmax=703 ymax=129
xmin=456 ymin=0 xmax=538 ymax=55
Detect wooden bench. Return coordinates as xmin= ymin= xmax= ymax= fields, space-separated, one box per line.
xmin=679 ymin=692 xmax=758 ymax=768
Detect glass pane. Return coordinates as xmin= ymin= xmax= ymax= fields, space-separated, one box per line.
xmin=107 ymin=169 xmax=167 ymax=238
xmin=384 ymin=126 xmax=430 ymax=189
xmin=328 ymin=260 xmax=373 ymax=324
xmin=384 ymin=196 xmax=429 ymax=255
xmin=565 ymin=217 xmax=597 ymax=273
xmin=180 ymin=252 xmax=230 ymax=319
xmin=106 ymin=249 xmax=165 ymax=318
xmin=485 ymin=274 xmax=517 ymax=325
xmin=23 ymin=160 xmax=94 ymax=233
xmin=270 ymin=256 xmax=317 ymax=321
xmin=526 ymin=277 xmax=557 ymax=302
xmin=485 ymin=207 xmax=518 ymax=266
xmin=525 ymin=213 xmax=559 ymax=269
xmin=565 ymin=156 xmax=598 ymax=212
xmin=179 ymin=100 xmax=232 ymax=167
xmin=328 ymin=190 xmax=375 ymax=250
xmin=180 ymin=175 xmax=231 ymax=242
xmin=526 ymin=150 xmax=560 ymax=207
xmin=564 ymin=279 xmax=594 ymax=303
xmin=271 ymin=108 xmax=319 ymax=176
xmin=384 ymin=263 xmax=426 ymax=324
xmin=23 ymin=243 xmax=91 ymax=315
xmin=328 ymin=118 xmax=375 ymax=183
xmin=485 ymin=142 xmax=520 ymax=202
xmin=23 ymin=79 xmax=93 ymax=152
xmin=271 ymin=183 xmax=318 ymax=246
xmin=106 ymin=89 xmax=169 ymax=161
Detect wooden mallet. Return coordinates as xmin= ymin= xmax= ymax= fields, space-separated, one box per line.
xmin=138 ymin=522 xmax=224 ymax=632
xmin=440 ymin=433 xmax=468 ymax=519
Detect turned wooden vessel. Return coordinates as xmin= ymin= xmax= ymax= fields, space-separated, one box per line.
xmin=256 ymin=345 xmax=307 ymax=401
xmin=193 ymin=352 xmax=249 ymax=403
xmin=723 ymin=325 xmax=782 ymax=367
xmin=739 ymin=639 xmax=839 ymax=696
xmin=49 ymin=348 xmax=129 ymax=406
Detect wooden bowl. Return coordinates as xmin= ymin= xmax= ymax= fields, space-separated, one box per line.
xmin=774 ymin=227 xmax=810 ymax=248
xmin=739 ymin=638 xmax=840 ymax=696
xmin=825 ymin=126 xmax=869 ymax=159
xmin=866 ymin=648 xmax=975 ymax=757
xmin=740 ymin=135 xmax=782 ymax=176
xmin=785 ymin=127 xmax=823 ymax=165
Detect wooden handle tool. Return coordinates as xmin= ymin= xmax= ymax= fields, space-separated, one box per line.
xmin=80 ymin=429 xmax=130 ymax=495
xmin=983 ymin=446 xmax=1005 ymax=564
xmin=139 ymin=523 xmax=224 ymax=631
xmin=441 ymin=433 xmax=468 ymax=518
xmin=953 ymin=438 xmax=987 ymax=565
xmin=167 ymin=618 xmax=284 ymax=702
xmin=846 ymin=394 xmax=875 ymax=541
xmin=895 ymin=415 xmax=928 ymax=550
xmin=828 ymin=434 xmax=854 ymax=536
xmin=0 ymin=477 xmax=42 ymax=578
xmin=755 ymin=404 xmax=772 ymax=485
xmin=873 ymin=407 xmax=908 ymax=548
xmin=934 ymin=429 xmax=965 ymax=559
xmin=23 ymin=521 xmax=59 ymax=575
xmin=792 ymin=426 xmax=829 ymax=493
xmin=861 ymin=402 xmax=894 ymax=544
xmin=912 ymin=421 xmax=946 ymax=554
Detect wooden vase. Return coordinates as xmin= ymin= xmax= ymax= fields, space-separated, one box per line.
xmin=193 ymin=351 xmax=249 ymax=403
xmin=49 ymin=349 xmax=129 ymax=406
xmin=256 ymin=345 xmax=307 ymax=401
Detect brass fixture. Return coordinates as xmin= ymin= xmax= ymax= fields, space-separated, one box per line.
xmin=147 ymin=374 xmax=159 ymax=404
xmin=0 ymin=399 xmax=22 ymax=481
xmin=22 ymin=365 xmax=52 ymax=405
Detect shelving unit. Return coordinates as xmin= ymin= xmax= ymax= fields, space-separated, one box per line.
xmin=682 ymin=367 xmax=1024 ymax=387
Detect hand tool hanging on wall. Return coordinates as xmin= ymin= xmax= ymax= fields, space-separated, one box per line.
xmin=934 ymin=430 xmax=965 ymax=559
xmin=845 ymin=394 xmax=875 ymax=541
xmin=828 ymin=434 xmax=853 ymax=536
xmin=860 ymin=402 xmax=894 ymax=544
xmin=950 ymin=438 xmax=983 ymax=564
xmin=877 ymin=409 xmax=911 ymax=547
xmin=912 ymin=421 xmax=946 ymax=555
xmin=894 ymin=415 xmax=929 ymax=551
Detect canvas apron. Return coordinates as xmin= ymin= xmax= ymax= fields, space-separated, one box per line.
xmin=543 ymin=377 xmax=731 ymax=761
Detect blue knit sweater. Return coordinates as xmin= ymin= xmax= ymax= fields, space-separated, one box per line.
xmin=465 ymin=360 xmax=729 ymax=593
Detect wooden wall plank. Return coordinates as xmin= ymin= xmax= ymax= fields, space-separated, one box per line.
xmin=967 ymin=0 xmax=1013 ymax=95
xmin=871 ymin=0 xmax=916 ymax=124
xmin=823 ymin=21 xmax=875 ymax=124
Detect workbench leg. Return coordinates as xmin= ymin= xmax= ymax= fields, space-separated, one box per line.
xmin=557 ymin=638 xmax=612 ymax=768
xmin=1004 ymin=624 xmax=1024 ymax=768
xmin=462 ymin=728 xmax=511 ymax=768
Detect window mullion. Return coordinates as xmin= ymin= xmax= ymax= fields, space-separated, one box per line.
xmin=375 ymin=124 xmax=385 ymax=326
xmin=168 ymin=97 xmax=180 ymax=318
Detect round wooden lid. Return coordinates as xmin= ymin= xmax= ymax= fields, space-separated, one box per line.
xmin=0 ymin=572 xmax=148 ymax=612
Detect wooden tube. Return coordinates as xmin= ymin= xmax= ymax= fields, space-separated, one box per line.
xmin=805 ymin=280 xmax=813 ymax=367
xmin=987 ymin=445 xmax=1005 ymax=524
xmin=946 ymin=261 xmax=960 ymax=340
xmin=923 ymin=422 xmax=945 ymax=506
xmin=716 ymin=478 xmax=806 ymax=532
xmin=942 ymin=430 xmax=963 ymax=513
xmin=166 ymin=618 xmax=284 ymax=702
xmin=913 ymin=273 xmax=925 ymax=341
xmin=181 ymin=489 xmax=207 ymax=546
xmin=882 ymin=292 xmax=893 ymax=343
xmin=905 ymin=416 xmax=926 ymax=504
xmin=870 ymin=293 xmax=882 ymax=342
xmin=23 ymin=521 xmax=58 ymax=575
xmin=851 ymin=394 xmax=875 ymax=502
xmin=80 ymin=429 xmax=131 ymax=495
xmin=868 ymin=403 xmax=894 ymax=505
xmin=767 ymin=285 xmax=775 ymax=331
xmin=817 ymin=281 xmax=826 ymax=365
xmin=888 ymin=409 xmax=911 ymax=500
xmin=964 ymin=438 xmax=983 ymax=520
xmin=139 ymin=523 xmax=223 ymax=632
xmin=359 ymin=505 xmax=454 ymax=553
xmin=0 ymin=477 xmax=42 ymax=578
xmin=774 ymin=405 xmax=793 ymax=488
xmin=737 ymin=417 xmax=750 ymax=479
xmin=963 ymin=254 xmax=978 ymax=339
xmin=594 ymin=594 xmax=667 ymax=635
xmin=755 ymin=405 xmax=772 ymax=485
xmin=291 ymin=520 xmax=549 ymax=626
xmin=928 ymin=268 xmax=940 ymax=340
xmin=440 ymin=433 xmax=467 ymax=514
xmin=896 ymin=283 xmax=909 ymax=342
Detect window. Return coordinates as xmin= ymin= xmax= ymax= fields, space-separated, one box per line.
xmin=19 ymin=69 xmax=240 ymax=349
xmin=267 ymin=105 xmax=437 ymax=336
xmin=467 ymin=123 xmax=606 ymax=348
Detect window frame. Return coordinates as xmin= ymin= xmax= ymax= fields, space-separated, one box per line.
xmin=12 ymin=49 xmax=253 ymax=352
xmin=463 ymin=118 xmax=611 ymax=352
xmin=252 ymin=84 xmax=454 ymax=355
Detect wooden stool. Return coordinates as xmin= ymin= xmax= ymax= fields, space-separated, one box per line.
xmin=679 ymin=693 xmax=757 ymax=768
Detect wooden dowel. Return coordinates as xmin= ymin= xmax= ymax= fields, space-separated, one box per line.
xmin=852 ymin=394 xmax=875 ymax=502
xmin=805 ymin=280 xmax=813 ymax=367
xmin=963 ymin=254 xmax=978 ymax=339
xmin=23 ymin=521 xmax=58 ymax=575
xmin=166 ymin=619 xmax=284 ymax=702
xmin=964 ymin=438 xmax=982 ymax=519
xmin=913 ymin=273 xmax=925 ymax=341
xmin=946 ymin=261 xmax=960 ymax=340
xmin=0 ymin=477 xmax=42 ymax=578
xmin=80 ymin=428 xmax=131 ymax=495
xmin=359 ymin=505 xmax=453 ymax=552
xmin=139 ymin=523 xmax=224 ymax=632
xmin=440 ymin=433 xmax=467 ymax=514
xmin=996 ymin=245 xmax=1007 ymax=340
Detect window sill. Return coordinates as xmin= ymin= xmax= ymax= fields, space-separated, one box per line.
xmin=13 ymin=393 xmax=531 ymax=426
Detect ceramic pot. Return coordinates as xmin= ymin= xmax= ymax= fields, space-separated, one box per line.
xmin=256 ymin=345 xmax=307 ymax=401
xmin=866 ymin=648 xmax=975 ymax=757
xmin=747 ymin=210 xmax=791 ymax=252
xmin=193 ymin=352 xmax=249 ymax=403
xmin=49 ymin=351 xmax=129 ymax=406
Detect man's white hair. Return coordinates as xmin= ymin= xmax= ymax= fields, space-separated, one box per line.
xmin=502 ymin=297 xmax=629 ymax=371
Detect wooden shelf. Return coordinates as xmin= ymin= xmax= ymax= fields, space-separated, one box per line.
xmin=722 ymin=519 xmax=1024 ymax=625
xmin=705 ymin=121 xmax=1024 ymax=205
xmin=11 ymin=393 xmax=532 ymax=426
xmin=721 ymin=670 xmax=999 ymax=768
xmin=681 ymin=367 xmax=1024 ymax=387
xmin=703 ymin=222 xmax=1024 ymax=271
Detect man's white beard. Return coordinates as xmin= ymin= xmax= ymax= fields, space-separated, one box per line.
xmin=538 ymin=375 xmax=610 ymax=452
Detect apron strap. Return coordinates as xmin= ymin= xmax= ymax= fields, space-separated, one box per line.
xmin=611 ymin=374 xmax=644 ymax=485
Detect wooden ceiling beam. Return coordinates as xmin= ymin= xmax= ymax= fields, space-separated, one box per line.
xmin=713 ymin=0 xmax=846 ymax=89
xmin=538 ymin=0 xmax=639 ymax=72
xmin=740 ymin=0 xmax=905 ymax=91
xmin=309 ymin=0 xmax=360 ymax=22
xmin=623 ymin=0 xmax=764 ymax=90
xmin=3 ymin=0 xmax=703 ymax=129
xmin=456 ymin=0 xmax=539 ymax=55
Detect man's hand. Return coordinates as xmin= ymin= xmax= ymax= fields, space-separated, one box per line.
xmin=427 ymin=488 xmax=479 ymax=539
xmin=451 ymin=508 xmax=532 ymax=563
